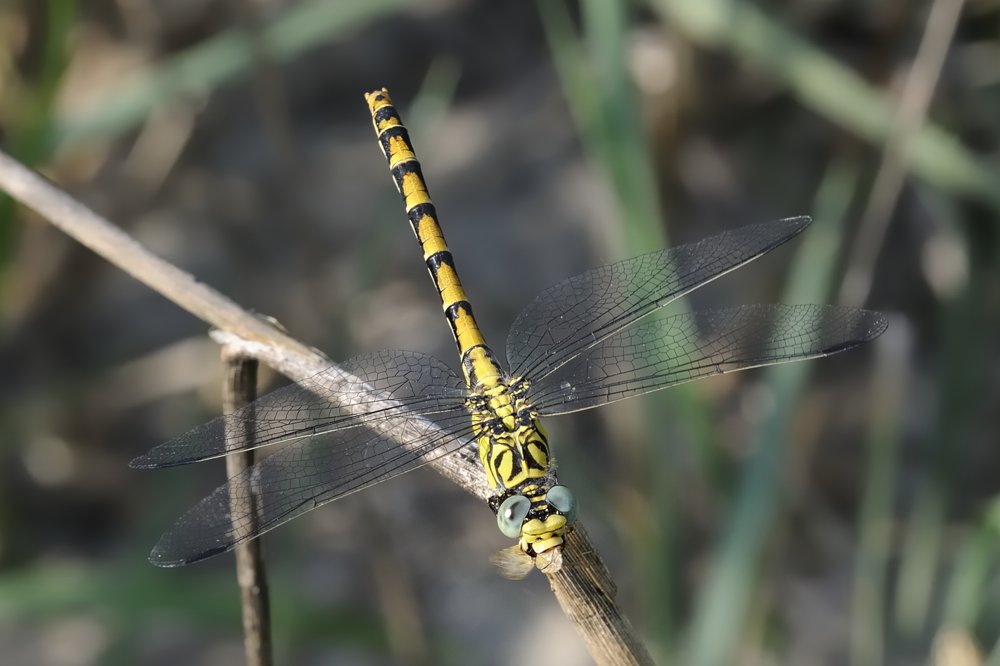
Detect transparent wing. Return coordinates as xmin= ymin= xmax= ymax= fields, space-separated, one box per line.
xmin=506 ymin=217 xmax=812 ymax=382
xmin=489 ymin=545 xmax=535 ymax=580
xmin=149 ymin=407 xmax=474 ymax=566
xmin=131 ymin=350 xmax=467 ymax=468
xmin=527 ymin=304 xmax=887 ymax=415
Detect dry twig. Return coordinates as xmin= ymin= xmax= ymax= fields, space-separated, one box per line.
xmin=222 ymin=350 xmax=273 ymax=666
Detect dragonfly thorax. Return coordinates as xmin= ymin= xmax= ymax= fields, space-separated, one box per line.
xmin=467 ymin=379 xmax=551 ymax=491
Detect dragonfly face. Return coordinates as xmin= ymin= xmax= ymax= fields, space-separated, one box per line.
xmin=494 ymin=484 xmax=576 ymax=555
xmin=467 ymin=378 xmax=577 ymax=559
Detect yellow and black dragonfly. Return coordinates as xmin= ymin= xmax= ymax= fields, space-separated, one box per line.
xmin=132 ymin=89 xmax=887 ymax=578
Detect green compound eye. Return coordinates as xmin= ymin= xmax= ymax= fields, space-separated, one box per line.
xmin=546 ymin=485 xmax=577 ymax=523
xmin=496 ymin=495 xmax=531 ymax=538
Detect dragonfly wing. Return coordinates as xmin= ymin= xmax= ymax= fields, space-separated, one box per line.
xmin=528 ymin=304 xmax=887 ymax=415
xmin=506 ymin=217 xmax=812 ymax=382
xmin=149 ymin=407 xmax=474 ymax=566
xmin=490 ymin=545 xmax=535 ymax=580
xmin=131 ymin=350 xmax=467 ymax=468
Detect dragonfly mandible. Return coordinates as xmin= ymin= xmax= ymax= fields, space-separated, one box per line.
xmin=131 ymin=88 xmax=887 ymax=578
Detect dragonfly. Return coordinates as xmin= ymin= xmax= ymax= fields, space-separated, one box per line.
xmin=131 ymin=88 xmax=887 ymax=578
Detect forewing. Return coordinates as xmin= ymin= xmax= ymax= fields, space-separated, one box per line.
xmin=506 ymin=217 xmax=812 ymax=382
xmin=528 ymin=304 xmax=887 ymax=415
xmin=131 ymin=350 xmax=466 ymax=468
xmin=149 ymin=406 xmax=474 ymax=566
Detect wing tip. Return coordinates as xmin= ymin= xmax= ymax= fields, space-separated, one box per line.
xmin=776 ymin=214 xmax=813 ymax=237
xmin=128 ymin=454 xmax=157 ymax=470
xmin=129 ymin=451 xmax=193 ymax=470
xmin=149 ymin=543 xmax=227 ymax=568
xmin=858 ymin=308 xmax=889 ymax=342
xmin=819 ymin=307 xmax=889 ymax=355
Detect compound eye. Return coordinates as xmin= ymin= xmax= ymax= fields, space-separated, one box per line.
xmin=546 ymin=485 xmax=577 ymax=523
xmin=496 ymin=495 xmax=531 ymax=538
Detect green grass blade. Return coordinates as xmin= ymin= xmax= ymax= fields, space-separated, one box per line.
xmin=540 ymin=0 xmax=665 ymax=253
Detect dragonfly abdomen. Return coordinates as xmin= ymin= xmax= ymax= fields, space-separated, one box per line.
xmin=366 ymin=88 xmax=502 ymax=388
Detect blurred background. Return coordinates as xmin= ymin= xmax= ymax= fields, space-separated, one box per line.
xmin=1 ymin=0 xmax=998 ymax=664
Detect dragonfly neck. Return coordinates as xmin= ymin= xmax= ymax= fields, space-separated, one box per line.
xmin=366 ymin=89 xmax=503 ymax=388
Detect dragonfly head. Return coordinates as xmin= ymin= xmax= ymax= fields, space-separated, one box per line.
xmin=492 ymin=484 xmax=577 ymax=571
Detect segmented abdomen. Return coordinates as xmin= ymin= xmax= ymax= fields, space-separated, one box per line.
xmin=365 ymin=89 xmax=502 ymax=389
